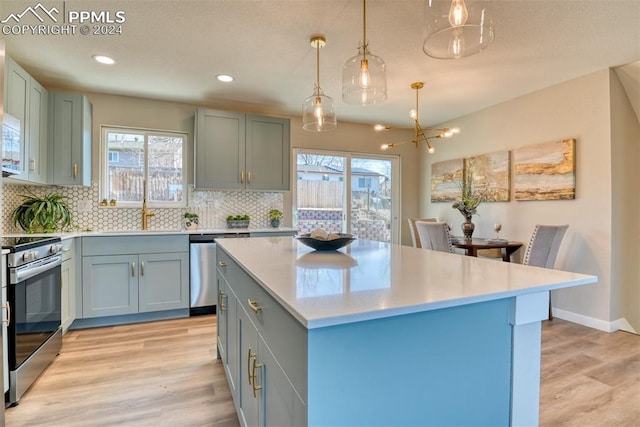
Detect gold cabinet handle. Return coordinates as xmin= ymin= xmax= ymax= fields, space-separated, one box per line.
xmin=218 ymin=290 xmax=227 ymax=312
xmin=73 ymin=163 xmax=78 ymax=179
xmin=240 ymin=170 xmax=245 ymax=184
xmin=29 ymin=158 xmax=35 ymax=172
xmin=251 ymin=356 xmax=263 ymax=397
xmin=131 ymin=261 xmax=136 ymax=277
xmin=247 ymin=171 xmax=251 ymax=185
xmin=218 ymin=261 xmax=227 ymax=267
xmin=248 ymin=349 xmax=256 ymax=386
xmin=3 ymin=301 xmax=10 ymax=326
xmin=140 ymin=261 xmax=144 ymax=276
xmin=248 ymin=299 xmax=262 ymax=314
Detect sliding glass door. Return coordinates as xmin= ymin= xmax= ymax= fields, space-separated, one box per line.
xmin=295 ymin=149 xmax=399 ymax=243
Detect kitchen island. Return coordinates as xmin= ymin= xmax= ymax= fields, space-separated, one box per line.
xmin=216 ymin=237 xmax=597 ymax=427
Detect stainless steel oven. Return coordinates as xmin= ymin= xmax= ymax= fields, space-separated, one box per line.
xmin=3 ymin=236 xmax=63 ymax=405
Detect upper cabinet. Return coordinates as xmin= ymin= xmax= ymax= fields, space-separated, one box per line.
xmin=195 ymin=109 xmax=290 ymax=191
xmin=3 ymin=56 xmax=48 ymax=183
xmin=47 ymin=92 xmax=92 ymax=186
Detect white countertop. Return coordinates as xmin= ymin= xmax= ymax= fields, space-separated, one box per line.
xmin=2 ymin=227 xmax=297 ymax=239
xmin=217 ymin=237 xmax=598 ymax=329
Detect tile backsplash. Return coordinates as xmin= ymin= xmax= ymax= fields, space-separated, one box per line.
xmin=2 ymin=182 xmax=284 ymax=233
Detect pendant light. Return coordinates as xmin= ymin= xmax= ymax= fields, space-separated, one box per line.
xmin=342 ymin=0 xmax=387 ymax=105
xmin=376 ymin=82 xmax=459 ymax=153
xmin=303 ymin=36 xmax=337 ymax=132
xmin=423 ymin=0 xmax=494 ymax=59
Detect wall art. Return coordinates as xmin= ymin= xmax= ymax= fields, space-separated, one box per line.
xmin=464 ymin=150 xmax=511 ymax=202
xmin=513 ymin=138 xmax=576 ymax=201
xmin=431 ymin=158 xmax=463 ymax=202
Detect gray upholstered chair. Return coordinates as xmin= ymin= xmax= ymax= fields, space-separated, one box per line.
xmin=407 ymin=217 xmax=437 ymax=248
xmin=415 ymin=221 xmax=453 ymax=253
xmin=523 ymin=224 xmax=569 ymax=319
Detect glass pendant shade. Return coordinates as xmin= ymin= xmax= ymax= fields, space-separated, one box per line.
xmin=342 ymin=46 xmax=387 ymax=105
xmin=303 ymin=35 xmax=337 ymax=132
xmin=302 ymin=87 xmax=337 ymax=131
xmin=423 ymin=0 xmax=495 ymax=59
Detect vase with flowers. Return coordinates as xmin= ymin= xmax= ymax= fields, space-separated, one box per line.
xmin=452 ymin=176 xmax=483 ymax=239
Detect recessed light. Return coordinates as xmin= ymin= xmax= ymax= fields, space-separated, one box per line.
xmin=93 ymin=55 xmax=115 ymax=65
xmin=216 ymin=74 xmax=234 ymax=83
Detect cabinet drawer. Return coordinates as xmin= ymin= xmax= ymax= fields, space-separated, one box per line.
xmin=82 ymin=235 xmax=188 ymax=256
xmin=217 ymin=247 xmax=308 ymax=402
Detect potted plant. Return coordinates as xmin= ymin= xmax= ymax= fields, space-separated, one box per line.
xmin=452 ymin=175 xmax=483 ymax=239
xmin=268 ymin=209 xmax=283 ymax=228
xmin=183 ymin=212 xmax=199 ymax=230
xmin=226 ymin=214 xmax=250 ymax=229
xmin=11 ymin=191 xmax=73 ymax=233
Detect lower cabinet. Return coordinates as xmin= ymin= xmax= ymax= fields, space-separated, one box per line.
xmin=217 ymin=247 xmax=306 ymax=427
xmin=81 ymin=236 xmax=189 ymax=319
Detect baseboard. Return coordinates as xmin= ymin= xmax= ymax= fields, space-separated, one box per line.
xmin=552 ymin=307 xmax=618 ymax=332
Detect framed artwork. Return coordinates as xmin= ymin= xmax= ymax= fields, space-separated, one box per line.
xmin=464 ymin=150 xmax=511 ymax=202
xmin=431 ymin=158 xmax=463 ymax=202
xmin=513 ymin=138 xmax=576 ymax=201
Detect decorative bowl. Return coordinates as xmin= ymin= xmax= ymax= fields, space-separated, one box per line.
xmin=294 ymin=233 xmax=355 ymax=251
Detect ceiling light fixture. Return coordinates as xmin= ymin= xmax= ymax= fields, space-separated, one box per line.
xmin=423 ymin=0 xmax=495 ymax=59
xmin=376 ymin=82 xmax=459 ymax=153
xmin=342 ymin=0 xmax=387 ymax=105
xmin=92 ymin=54 xmax=115 ymax=65
xmin=302 ymin=35 xmax=337 ymax=132
xmin=216 ymin=74 xmax=234 ymax=83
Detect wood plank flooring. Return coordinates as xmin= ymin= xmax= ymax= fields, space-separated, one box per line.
xmin=4 ymin=316 xmax=639 ymax=426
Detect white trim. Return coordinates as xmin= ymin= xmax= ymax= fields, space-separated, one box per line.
xmin=551 ymin=307 xmax=636 ymax=333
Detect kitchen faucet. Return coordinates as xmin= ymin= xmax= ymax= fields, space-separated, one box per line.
xmin=142 ymin=199 xmax=155 ymax=230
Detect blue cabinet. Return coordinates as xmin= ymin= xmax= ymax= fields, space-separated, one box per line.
xmin=48 ymin=92 xmax=92 ymax=186
xmin=3 ymin=56 xmax=48 ymax=183
xmin=195 ymin=109 xmax=290 ymax=191
xmin=81 ymin=236 xmax=189 ymax=319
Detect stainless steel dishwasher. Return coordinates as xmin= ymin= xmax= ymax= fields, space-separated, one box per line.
xmin=189 ymin=233 xmax=250 ymax=315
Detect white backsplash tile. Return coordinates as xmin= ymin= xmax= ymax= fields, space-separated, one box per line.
xmin=2 ymin=182 xmax=283 ymax=233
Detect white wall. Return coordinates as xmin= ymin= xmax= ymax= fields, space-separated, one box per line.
xmin=610 ymin=69 xmax=640 ymax=332
xmin=421 ymin=69 xmax=617 ymax=330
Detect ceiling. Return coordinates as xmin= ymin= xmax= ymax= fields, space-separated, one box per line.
xmin=3 ymin=0 xmax=640 ymax=127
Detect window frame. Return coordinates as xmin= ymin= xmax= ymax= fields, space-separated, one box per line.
xmin=100 ymin=125 xmax=188 ymax=208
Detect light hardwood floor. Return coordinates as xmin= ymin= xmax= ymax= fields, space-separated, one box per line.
xmin=5 ymin=316 xmax=640 ymax=426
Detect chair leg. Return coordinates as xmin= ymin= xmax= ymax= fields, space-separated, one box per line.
xmin=548 ymin=299 xmax=553 ymax=321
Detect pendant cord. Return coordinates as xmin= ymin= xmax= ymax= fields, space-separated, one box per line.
xmin=362 ymin=0 xmax=368 ymax=56
xmin=316 ymin=42 xmax=320 ymax=95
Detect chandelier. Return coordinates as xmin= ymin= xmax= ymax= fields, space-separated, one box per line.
xmin=377 ymin=82 xmax=459 ymax=153
xmin=423 ymin=0 xmax=495 ymax=59
xmin=302 ymin=35 xmax=337 ymax=132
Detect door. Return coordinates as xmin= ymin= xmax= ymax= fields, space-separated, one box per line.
xmin=138 ymin=252 xmax=189 ymax=312
xmin=295 ymin=149 xmax=400 ymax=243
xmin=195 ymin=109 xmax=245 ymax=189
xmin=82 ymin=255 xmax=138 ymax=318
xmin=245 ymin=115 xmax=290 ymax=191
xmin=237 ymin=306 xmax=260 ymax=427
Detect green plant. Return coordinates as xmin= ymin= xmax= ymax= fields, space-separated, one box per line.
xmin=11 ymin=191 xmax=73 ymax=233
xmin=268 ymin=209 xmax=283 ymax=220
xmin=452 ymin=175 xmax=483 ymax=219
xmin=183 ymin=212 xmax=199 ymax=219
xmin=227 ymin=214 xmax=250 ymax=221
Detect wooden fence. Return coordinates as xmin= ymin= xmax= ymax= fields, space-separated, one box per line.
xmin=297 ymin=181 xmax=343 ymax=208
xmin=109 ymin=168 xmax=183 ymax=202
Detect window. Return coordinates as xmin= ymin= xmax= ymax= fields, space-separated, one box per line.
xmin=101 ymin=126 xmax=187 ymax=207
xmin=107 ymin=151 xmax=119 ymax=162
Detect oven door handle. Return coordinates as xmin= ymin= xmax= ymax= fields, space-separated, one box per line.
xmin=12 ymin=255 xmax=63 ymax=283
